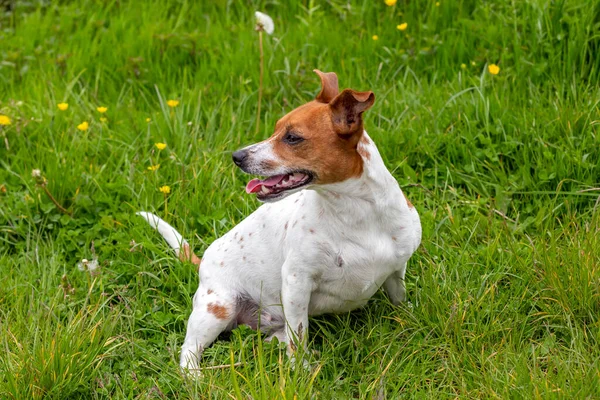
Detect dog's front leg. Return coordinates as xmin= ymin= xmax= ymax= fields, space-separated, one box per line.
xmin=281 ymin=261 xmax=312 ymax=358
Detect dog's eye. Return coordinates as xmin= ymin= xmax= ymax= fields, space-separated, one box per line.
xmin=283 ymin=132 xmax=305 ymax=145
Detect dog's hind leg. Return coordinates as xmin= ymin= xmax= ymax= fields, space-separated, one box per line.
xmin=383 ymin=263 xmax=407 ymax=305
xmin=179 ymin=287 xmax=236 ymax=370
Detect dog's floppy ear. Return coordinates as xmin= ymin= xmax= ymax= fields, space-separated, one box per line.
xmin=329 ymin=89 xmax=375 ymax=135
xmin=314 ymin=69 xmax=339 ymax=103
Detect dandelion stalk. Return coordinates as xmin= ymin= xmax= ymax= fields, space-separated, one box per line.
xmin=254 ymin=11 xmax=274 ymax=135
xmin=255 ymin=29 xmax=264 ymax=135
xmin=42 ymin=186 xmax=72 ymax=215
xmin=32 ymin=169 xmax=72 ymax=216
xmin=159 ymin=185 xmax=171 ymax=216
xmin=0 ymin=114 xmax=12 ymax=149
xmin=2 ymin=129 xmax=8 ymax=151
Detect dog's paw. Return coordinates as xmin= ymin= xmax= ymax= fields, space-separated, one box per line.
xmin=265 ymin=329 xmax=286 ymax=343
xmin=180 ymin=365 xmax=203 ymax=378
xmin=179 ymin=347 xmax=203 ymax=374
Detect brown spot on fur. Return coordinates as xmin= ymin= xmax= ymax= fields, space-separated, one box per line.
xmin=403 ymin=192 xmax=414 ymax=208
xmin=360 ymin=134 xmax=370 ymax=145
xmin=207 ymin=289 xmax=214 ymax=295
xmin=220 ymin=261 xmax=224 ymax=267
xmin=357 ymin=145 xmax=371 ymax=160
xmin=285 ymin=222 xmax=288 ymax=230
xmin=392 ymin=236 xmax=397 ymax=241
xmin=249 ymin=232 xmax=253 ymax=236
xmin=180 ymin=243 xmax=202 ymax=266
xmin=243 ymin=256 xmax=246 ymax=261
xmin=207 ymin=302 xmax=230 ymax=320
xmin=309 ymin=228 xmax=315 ymax=234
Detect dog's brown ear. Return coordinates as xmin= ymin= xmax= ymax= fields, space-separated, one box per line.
xmin=330 ymin=89 xmax=375 ymax=135
xmin=314 ymin=69 xmax=339 ymax=103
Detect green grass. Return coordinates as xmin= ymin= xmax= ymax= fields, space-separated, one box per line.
xmin=1 ymin=0 xmax=599 ymax=398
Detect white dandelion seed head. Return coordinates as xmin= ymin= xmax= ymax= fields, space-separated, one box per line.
xmin=255 ymin=11 xmax=274 ymax=35
xmin=77 ymin=257 xmax=100 ymax=274
xmin=31 ymin=169 xmax=41 ymax=178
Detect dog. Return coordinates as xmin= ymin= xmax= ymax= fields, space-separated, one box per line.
xmin=138 ymin=70 xmax=422 ymax=370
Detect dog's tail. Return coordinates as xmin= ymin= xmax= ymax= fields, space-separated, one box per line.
xmin=136 ymin=212 xmax=201 ymax=266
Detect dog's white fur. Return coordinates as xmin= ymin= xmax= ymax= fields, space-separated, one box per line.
xmin=138 ymin=131 xmax=421 ymax=369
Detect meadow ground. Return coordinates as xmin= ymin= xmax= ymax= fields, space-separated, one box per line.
xmin=1 ymin=0 xmax=599 ymax=398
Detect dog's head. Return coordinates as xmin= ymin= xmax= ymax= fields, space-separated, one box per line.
xmin=233 ymin=70 xmax=375 ymax=202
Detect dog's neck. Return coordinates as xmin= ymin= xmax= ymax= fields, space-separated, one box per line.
xmin=311 ymin=131 xmax=406 ymax=219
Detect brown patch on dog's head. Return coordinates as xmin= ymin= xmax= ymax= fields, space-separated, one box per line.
xmin=266 ymin=70 xmax=375 ymax=185
xmin=207 ymin=302 xmax=230 ymax=320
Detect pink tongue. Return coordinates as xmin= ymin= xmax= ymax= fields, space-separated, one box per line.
xmin=245 ymin=174 xmax=286 ymax=194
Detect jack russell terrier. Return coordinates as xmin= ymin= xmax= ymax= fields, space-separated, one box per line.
xmin=138 ymin=70 xmax=422 ymax=370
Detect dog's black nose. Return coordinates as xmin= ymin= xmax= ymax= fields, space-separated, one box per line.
xmin=232 ymin=150 xmax=248 ymax=167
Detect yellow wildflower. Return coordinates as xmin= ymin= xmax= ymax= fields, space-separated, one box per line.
xmin=372 ymin=35 xmax=379 ymax=41
xmin=155 ymin=142 xmax=167 ymax=150
xmin=77 ymin=121 xmax=89 ymax=131
xmin=435 ymin=2 xmax=440 ymax=6
xmin=146 ymin=118 xmax=151 ymax=123
xmin=148 ymin=164 xmax=160 ymax=171
xmin=167 ymin=100 xmax=179 ymax=108
xmin=57 ymin=103 xmax=69 ymax=111
xmin=97 ymin=106 xmax=108 ymax=113
xmin=397 ymin=23 xmax=408 ymax=31
xmin=471 ymin=61 xmax=476 ymax=66
xmin=0 ymin=115 xmax=11 ymax=125
xmin=488 ymin=64 xmax=500 ymax=75
xmin=159 ymin=185 xmax=171 ymax=194
xmin=461 ymin=63 xmax=467 ymax=69
xmin=384 ymin=0 xmax=397 ymax=5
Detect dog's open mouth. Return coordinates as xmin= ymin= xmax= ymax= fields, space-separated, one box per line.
xmin=245 ymin=171 xmax=314 ymax=201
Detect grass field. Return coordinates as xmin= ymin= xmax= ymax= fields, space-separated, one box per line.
xmin=1 ymin=0 xmax=600 ymax=398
